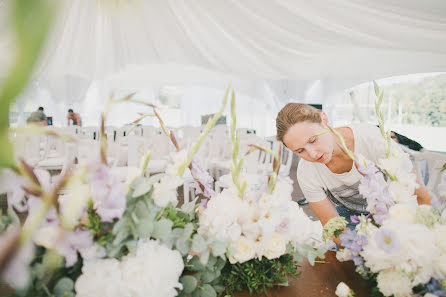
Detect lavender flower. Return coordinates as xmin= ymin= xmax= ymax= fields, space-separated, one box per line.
xmin=350 ymin=234 xmax=368 ymax=253
xmin=191 ymin=157 xmax=215 ymax=198
xmin=352 ymin=255 xmax=364 ymax=266
xmin=339 ymin=228 xmax=357 ymax=248
xmin=88 ymin=162 xmax=126 ymax=222
xmin=375 ymin=228 xmax=401 ymax=253
xmin=54 ymin=229 xmax=95 ymax=267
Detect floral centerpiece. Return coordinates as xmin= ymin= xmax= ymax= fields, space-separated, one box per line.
xmin=196 ymin=92 xmax=325 ymax=295
xmin=324 ymin=82 xmax=446 ymax=297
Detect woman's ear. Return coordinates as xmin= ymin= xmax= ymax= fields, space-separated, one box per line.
xmin=320 ymin=112 xmax=329 ymax=125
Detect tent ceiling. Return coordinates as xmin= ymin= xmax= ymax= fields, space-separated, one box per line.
xmin=1 ymin=0 xmax=446 ymax=99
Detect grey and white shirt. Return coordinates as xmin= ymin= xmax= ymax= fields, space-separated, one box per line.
xmin=297 ymin=123 xmax=398 ymax=213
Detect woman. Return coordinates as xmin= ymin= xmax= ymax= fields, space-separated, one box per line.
xmin=275 ymin=103 xmax=432 ymax=230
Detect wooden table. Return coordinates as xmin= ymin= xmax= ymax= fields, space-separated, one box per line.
xmin=235 ymin=251 xmax=371 ymax=297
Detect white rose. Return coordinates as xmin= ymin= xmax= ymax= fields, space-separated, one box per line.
xmin=377 ymin=269 xmax=412 ymax=297
xmin=263 ymin=233 xmax=287 ymax=260
xmin=335 ymin=282 xmax=351 ymax=297
xmin=229 ymin=236 xmax=256 ymax=263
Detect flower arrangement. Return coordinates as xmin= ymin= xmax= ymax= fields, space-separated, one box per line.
xmin=197 ymin=92 xmax=325 ymax=295
xmin=324 ymin=82 xmax=446 ymax=297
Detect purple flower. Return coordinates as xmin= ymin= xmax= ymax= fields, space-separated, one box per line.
xmin=375 ymin=228 xmax=401 ymax=253
xmin=339 ymin=228 xmax=357 ymax=248
xmin=350 ymin=234 xmax=368 ymax=253
xmin=191 ymin=158 xmax=215 ymax=198
xmin=55 ymin=229 xmax=94 ymax=267
xmin=355 ymin=159 xmax=379 ymax=176
xmin=350 ymin=215 xmax=360 ymax=224
xmin=88 ymin=163 xmax=126 ymax=222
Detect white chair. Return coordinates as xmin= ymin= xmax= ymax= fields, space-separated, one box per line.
xmin=413 ymin=151 xmax=446 ymax=197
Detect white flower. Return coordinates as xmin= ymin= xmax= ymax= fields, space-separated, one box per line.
xmin=152 ymin=175 xmax=183 ymax=207
xmin=336 ymin=249 xmax=353 ymax=262
xmin=386 ymin=204 xmax=416 ymax=224
xmin=424 ymin=294 xmax=438 ymax=297
xmin=434 ymin=225 xmax=446 ymax=252
xmin=166 ymin=150 xmax=188 ymax=178
xmin=335 ymin=282 xmax=351 ymax=297
xmin=376 ymin=269 xmax=412 ymax=297
xmin=229 ymin=236 xmax=257 ymax=263
xmin=75 ymin=258 xmax=124 ymax=297
xmin=388 ymin=181 xmax=417 ymax=205
xmin=433 ymin=253 xmax=446 ymax=280
xmin=75 ymin=240 xmax=183 ymax=297
xmin=262 ymin=233 xmax=287 ymax=260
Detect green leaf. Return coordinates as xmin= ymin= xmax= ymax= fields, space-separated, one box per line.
xmin=191 ymin=234 xmax=206 ymax=253
xmin=201 ymin=270 xmax=217 ymax=283
xmin=180 ymin=275 xmax=197 ymax=294
xmin=200 ymin=249 xmax=210 ymax=265
xmin=132 ymin=180 xmax=153 ymax=198
xmin=126 ymin=240 xmax=138 ymax=254
xmin=53 ymin=277 xmax=74 ymax=297
xmin=135 ymin=218 xmax=154 ymax=238
xmin=182 ymin=223 xmax=194 ymax=239
xmin=181 ymin=199 xmax=197 ymax=216
xmin=190 ymin=256 xmax=206 ymax=271
xmin=152 ymin=218 xmax=173 ymax=239
xmin=210 ymin=241 xmax=226 ymax=257
xmin=134 ymin=200 xmax=150 ymax=219
xmin=200 ymin=284 xmax=217 ymax=297
xmin=176 ymin=237 xmax=191 ymax=256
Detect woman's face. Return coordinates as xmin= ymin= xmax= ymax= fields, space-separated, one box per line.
xmin=282 ymin=121 xmax=334 ymax=164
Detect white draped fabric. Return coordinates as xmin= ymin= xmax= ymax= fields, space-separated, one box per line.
xmin=1 ymin=0 xmax=446 ymax=129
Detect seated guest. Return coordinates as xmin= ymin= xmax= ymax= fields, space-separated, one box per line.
xmin=26 ymin=106 xmax=48 ymax=126
xmin=67 ymin=109 xmax=82 ymax=126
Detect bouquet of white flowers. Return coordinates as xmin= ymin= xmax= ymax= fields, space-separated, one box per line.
xmin=196 ymin=92 xmax=325 ymax=295
xmin=325 ymin=82 xmax=446 ymax=297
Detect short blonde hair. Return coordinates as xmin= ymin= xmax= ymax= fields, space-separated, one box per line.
xmin=276 ymin=103 xmax=321 ymax=142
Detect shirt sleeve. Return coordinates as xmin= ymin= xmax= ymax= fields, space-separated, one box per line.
xmin=296 ymin=161 xmax=327 ymax=203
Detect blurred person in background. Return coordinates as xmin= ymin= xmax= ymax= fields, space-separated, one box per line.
xmin=26 ymin=106 xmax=47 ymax=126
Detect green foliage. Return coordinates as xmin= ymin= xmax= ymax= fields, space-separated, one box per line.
xmin=0 ymin=206 xmax=21 ymax=232
xmin=220 ymin=255 xmax=299 ymax=296
xmin=0 ymin=0 xmax=55 ymax=168
xmin=11 ymin=247 xmax=82 ymax=297
xmin=84 ymin=200 xmax=113 ymax=247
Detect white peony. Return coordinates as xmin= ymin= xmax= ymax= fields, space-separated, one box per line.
xmin=75 ymin=258 xmax=123 ymax=297
xmin=75 ymin=240 xmax=183 ymax=297
xmin=152 ymin=176 xmax=183 ymax=207
xmin=262 ymin=233 xmax=287 ymax=260
xmin=229 ymin=236 xmax=257 ymax=263
xmin=377 ymin=269 xmax=412 ymax=297
xmin=335 ymin=282 xmax=351 ymax=297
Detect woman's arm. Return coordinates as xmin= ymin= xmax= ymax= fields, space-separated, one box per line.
xmin=309 ymin=198 xmax=342 ymax=246
xmin=413 ymin=169 xmax=432 ymax=205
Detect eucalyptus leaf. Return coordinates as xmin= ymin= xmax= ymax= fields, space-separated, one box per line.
xmin=147 ymin=173 xmax=164 ymax=185
xmin=134 ymin=200 xmax=150 ymax=219
xmin=181 ymin=199 xmax=196 ymax=215
xmin=210 ymin=241 xmax=226 ymax=257
xmin=126 ymin=240 xmax=138 ymax=254
xmin=200 ymin=249 xmax=210 ymax=265
xmin=180 ymin=275 xmax=197 ymax=294
xmin=132 ymin=180 xmax=153 ymax=198
xmin=190 ymin=256 xmax=206 ymax=271
xmin=152 ymin=218 xmax=173 ymax=239
xmin=181 ymin=223 xmax=194 ymax=239
xmin=176 ymin=237 xmax=191 ymax=256
xmin=135 ymin=218 xmax=154 ymax=238
xmin=200 ymin=284 xmax=217 ymax=297
xmin=53 ymin=277 xmax=74 ymax=297
xmin=191 ymin=234 xmax=206 ymax=253
xmin=201 ymin=270 xmax=216 ymax=283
